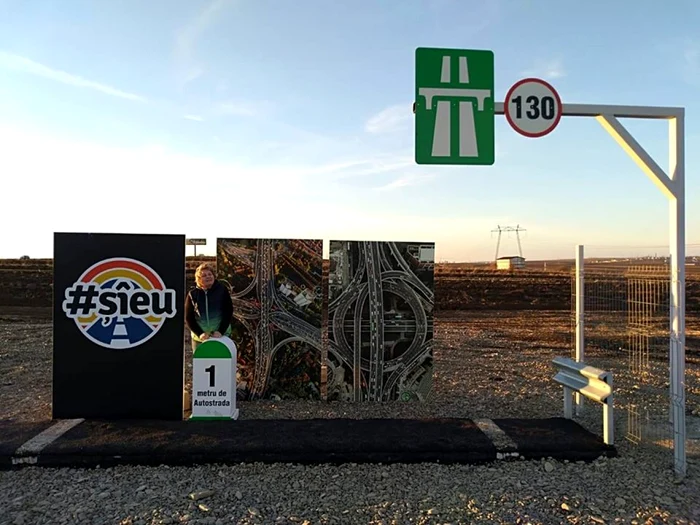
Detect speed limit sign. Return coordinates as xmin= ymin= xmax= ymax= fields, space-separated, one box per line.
xmin=504 ymin=78 xmax=562 ymax=138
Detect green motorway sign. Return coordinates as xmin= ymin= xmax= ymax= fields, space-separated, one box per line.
xmin=415 ymin=47 xmax=495 ymax=165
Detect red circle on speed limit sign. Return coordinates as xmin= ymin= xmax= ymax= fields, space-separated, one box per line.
xmin=504 ymin=78 xmax=563 ymax=138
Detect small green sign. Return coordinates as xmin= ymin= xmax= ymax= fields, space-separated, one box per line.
xmin=415 ymin=47 xmax=495 ymax=165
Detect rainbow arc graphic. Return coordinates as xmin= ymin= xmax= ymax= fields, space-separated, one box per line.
xmin=76 ymin=258 xmax=165 ymax=327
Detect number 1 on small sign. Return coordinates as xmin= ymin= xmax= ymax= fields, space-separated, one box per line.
xmin=205 ymin=365 xmax=215 ymax=387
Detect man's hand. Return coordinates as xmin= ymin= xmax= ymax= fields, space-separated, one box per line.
xmin=200 ymin=333 xmax=210 ymax=341
xmin=212 ymin=331 xmax=222 ymax=338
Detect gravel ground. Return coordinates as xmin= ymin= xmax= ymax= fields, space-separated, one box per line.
xmin=1 ymin=308 xmax=700 ymax=524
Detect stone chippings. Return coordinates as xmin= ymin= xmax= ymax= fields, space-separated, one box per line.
xmin=1 ymin=310 xmax=700 ymax=523
xmin=2 ymin=457 xmax=700 ymax=525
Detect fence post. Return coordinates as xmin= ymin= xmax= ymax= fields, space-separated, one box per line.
xmin=575 ymin=244 xmax=585 ymax=415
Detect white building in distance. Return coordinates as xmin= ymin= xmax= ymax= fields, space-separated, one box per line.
xmin=496 ymin=256 xmax=526 ymax=271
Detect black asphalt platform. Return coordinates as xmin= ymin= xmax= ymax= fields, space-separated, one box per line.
xmin=0 ymin=417 xmax=616 ymax=469
xmin=493 ymin=418 xmax=615 ymax=461
xmin=0 ymin=421 xmax=55 ymax=467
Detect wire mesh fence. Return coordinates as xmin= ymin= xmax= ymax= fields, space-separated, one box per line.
xmin=571 ymin=262 xmax=673 ymax=450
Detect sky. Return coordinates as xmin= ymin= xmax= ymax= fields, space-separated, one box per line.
xmin=0 ymin=0 xmax=699 ymax=262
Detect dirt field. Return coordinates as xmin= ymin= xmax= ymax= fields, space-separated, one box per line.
xmin=1 ymin=256 xmax=698 ymax=440
xmin=3 ymin=257 xmax=700 ymax=312
xmin=2 ymin=305 xmax=698 ymax=417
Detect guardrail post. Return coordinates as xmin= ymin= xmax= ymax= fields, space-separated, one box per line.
xmin=575 ymin=244 xmax=584 ymax=415
xmin=603 ymin=375 xmax=614 ymax=445
xmin=563 ymin=386 xmax=573 ymax=419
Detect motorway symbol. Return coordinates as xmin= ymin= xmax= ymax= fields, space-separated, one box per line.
xmin=504 ymin=78 xmax=563 ymax=138
xmin=415 ymin=47 xmax=495 ymax=165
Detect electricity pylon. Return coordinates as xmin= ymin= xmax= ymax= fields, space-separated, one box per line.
xmin=491 ymin=225 xmax=526 ymax=261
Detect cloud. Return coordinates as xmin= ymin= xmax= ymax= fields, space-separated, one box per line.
xmin=365 ymin=104 xmax=412 ymax=134
xmin=0 ymin=121 xmax=603 ymax=263
xmin=0 ymin=123 xmax=442 ymax=251
xmin=231 ymin=153 xmax=414 ymax=181
xmin=0 ymin=123 xmax=317 ymax=226
xmin=521 ymin=58 xmax=566 ymax=80
xmin=0 ymin=51 xmax=146 ymax=102
xmin=181 ymin=99 xmax=272 ymax=124
xmin=682 ymin=39 xmax=700 ymax=86
xmin=373 ymin=172 xmax=437 ymax=192
xmin=174 ymin=0 xmax=234 ymax=84
xmin=218 ymin=101 xmax=262 ymax=117
xmin=324 ymin=154 xmax=415 ymax=180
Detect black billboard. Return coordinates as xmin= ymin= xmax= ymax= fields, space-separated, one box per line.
xmin=53 ymin=232 xmax=185 ymax=420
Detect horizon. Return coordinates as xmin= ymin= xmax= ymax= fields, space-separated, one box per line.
xmin=0 ymin=1 xmax=698 ymax=261
xmin=5 ymin=244 xmax=700 ymax=265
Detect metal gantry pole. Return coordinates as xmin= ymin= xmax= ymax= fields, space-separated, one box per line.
xmin=668 ymin=111 xmax=686 ymax=478
xmin=493 ymin=101 xmax=686 ymax=477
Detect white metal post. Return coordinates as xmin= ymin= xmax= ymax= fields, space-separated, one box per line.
xmin=575 ymin=244 xmax=584 ymax=415
xmin=669 ymin=112 xmax=686 ymax=478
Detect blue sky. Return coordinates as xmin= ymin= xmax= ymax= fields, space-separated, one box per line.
xmin=0 ymin=0 xmax=698 ymax=261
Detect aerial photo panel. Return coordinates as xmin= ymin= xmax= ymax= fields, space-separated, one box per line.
xmin=216 ymin=238 xmax=324 ymax=401
xmin=327 ymin=240 xmax=435 ymax=402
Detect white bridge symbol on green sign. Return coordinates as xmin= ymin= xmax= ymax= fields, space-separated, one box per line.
xmin=415 ymin=48 xmax=495 ymax=165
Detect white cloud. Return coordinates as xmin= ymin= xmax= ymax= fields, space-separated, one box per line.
xmin=0 ymin=121 xmax=479 ymax=258
xmin=326 ymin=154 xmax=415 ymax=180
xmin=218 ymin=101 xmax=261 ymax=117
xmin=682 ymin=39 xmax=700 ymax=86
xmin=0 ymin=121 xmax=605 ymax=263
xmin=365 ymin=104 xmax=412 ymax=134
xmin=0 ymin=123 xmax=327 ymax=238
xmin=521 ymin=58 xmax=566 ymax=80
xmin=174 ymin=0 xmax=234 ymax=84
xmin=373 ymin=172 xmax=437 ymax=192
xmin=0 ymin=51 xmax=146 ymax=102
xmin=183 ymin=114 xmax=204 ymax=121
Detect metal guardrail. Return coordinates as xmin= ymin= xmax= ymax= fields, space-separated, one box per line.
xmin=552 ymin=356 xmax=614 ymax=445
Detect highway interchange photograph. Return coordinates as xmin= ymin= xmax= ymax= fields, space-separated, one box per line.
xmin=327 ymin=241 xmax=435 ymax=401
xmin=217 ymin=238 xmax=324 ymax=400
